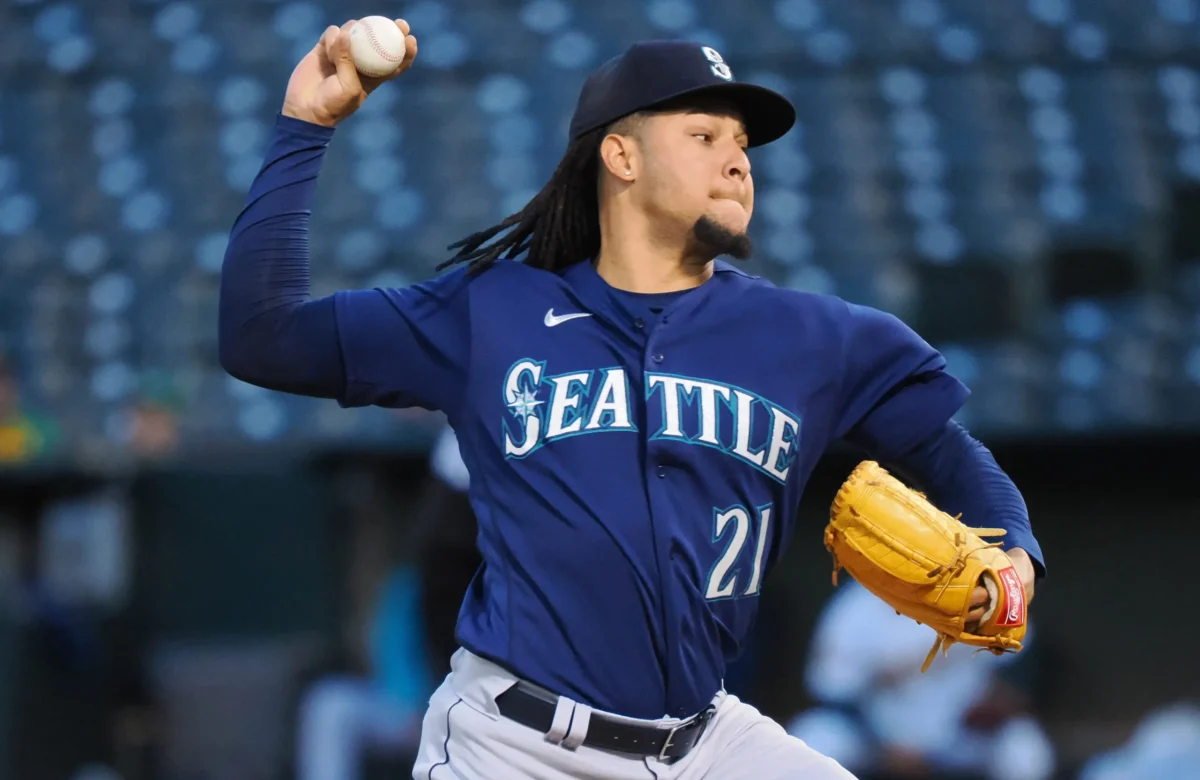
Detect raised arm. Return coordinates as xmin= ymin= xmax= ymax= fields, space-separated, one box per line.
xmin=218 ymin=114 xmax=344 ymax=397
xmin=220 ymin=20 xmax=470 ymax=412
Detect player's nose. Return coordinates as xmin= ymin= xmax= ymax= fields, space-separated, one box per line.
xmin=724 ymin=145 xmax=751 ymax=182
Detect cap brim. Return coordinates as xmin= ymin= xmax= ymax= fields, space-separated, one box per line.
xmin=644 ymin=82 xmax=797 ymax=148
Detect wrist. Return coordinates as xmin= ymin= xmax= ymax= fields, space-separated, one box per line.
xmin=281 ymin=102 xmax=337 ymax=128
xmin=1007 ymin=548 xmax=1036 ymax=598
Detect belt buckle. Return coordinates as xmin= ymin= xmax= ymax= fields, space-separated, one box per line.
xmin=656 ymin=706 xmax=714 ymax=761
xmin=657 ymin=722 xmax=685 ymax=761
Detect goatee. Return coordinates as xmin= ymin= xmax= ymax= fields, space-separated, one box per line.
xmin=691 ymin=215 xmax=753 ymax=261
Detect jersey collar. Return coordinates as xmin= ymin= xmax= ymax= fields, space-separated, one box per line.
xmin=559 ymin=258 xmax=752 ymax=341
xmin=560 ymin=258 xmax=749 ymax=295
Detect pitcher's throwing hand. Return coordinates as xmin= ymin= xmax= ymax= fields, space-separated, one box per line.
xmin=282 ymin=18 xmax=417 ymax=128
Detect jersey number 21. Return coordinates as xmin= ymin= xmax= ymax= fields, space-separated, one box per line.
xmin=705 ymin=504 xmax=772 ymax=601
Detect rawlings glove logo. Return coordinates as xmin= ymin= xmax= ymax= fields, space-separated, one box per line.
xmin=995 ymin=566 xmax=1026 ymax=627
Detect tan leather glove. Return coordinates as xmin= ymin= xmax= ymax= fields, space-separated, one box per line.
xmin=825 ymin=461 xmax=1028 ymax=672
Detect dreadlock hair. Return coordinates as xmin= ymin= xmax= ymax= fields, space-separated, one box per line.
xmin=438 ymin=116 xmax=642 ymax=276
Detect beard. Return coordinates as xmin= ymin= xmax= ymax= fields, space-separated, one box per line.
xmin=690 ymin=214 xmax=753 ymax=261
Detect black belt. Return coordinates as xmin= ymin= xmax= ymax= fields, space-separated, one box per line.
xmin=495 ymin=681 xmax=716 ymax=761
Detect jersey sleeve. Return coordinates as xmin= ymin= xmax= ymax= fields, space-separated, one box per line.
xmin=833 ymin=303 xmax=969 ymax=458
xmin=333 ymin=266 xmax=472 ymax=415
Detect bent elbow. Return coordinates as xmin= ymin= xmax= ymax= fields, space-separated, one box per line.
xmin=217 ymin=302 xmax=277 ymax=389
xmin=216 ymin=293 xmax=343 ymax=398
xmin=218 ymin=327 xmax=263 ymax=387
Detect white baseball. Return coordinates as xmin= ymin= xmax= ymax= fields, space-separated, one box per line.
xmin=349 ymin=16 xmax=408 ymax=78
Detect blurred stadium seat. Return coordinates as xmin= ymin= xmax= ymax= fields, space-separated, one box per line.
xmin=4 ymin=0 xmax=1200 ymax=460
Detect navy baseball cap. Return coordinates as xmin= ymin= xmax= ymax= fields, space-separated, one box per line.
xmin=568 ymin=40 xmax=796 ymax=148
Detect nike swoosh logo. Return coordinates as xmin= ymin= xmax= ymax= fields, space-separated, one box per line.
xmin=544 ymin=309 xmax=593 ymax=327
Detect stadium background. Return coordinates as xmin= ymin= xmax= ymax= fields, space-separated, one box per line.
xmin=0 ymin=0 xmax=1198 ymax=778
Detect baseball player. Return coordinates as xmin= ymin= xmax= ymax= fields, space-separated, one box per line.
xmin=218 ymin=19 xmax=1045 ymax=780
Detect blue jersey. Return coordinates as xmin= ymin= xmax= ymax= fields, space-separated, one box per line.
xmin=330 ymin=256 xmax=968 ymax=719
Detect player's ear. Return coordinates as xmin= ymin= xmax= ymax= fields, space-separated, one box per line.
xmin=599 ymin=133 xmax=638 ymax=183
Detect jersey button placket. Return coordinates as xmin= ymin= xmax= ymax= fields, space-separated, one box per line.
xmin=646 ymin=317 xmax=665 ymax=367
xmin=646 ymin=331 xmax=665 ymax=474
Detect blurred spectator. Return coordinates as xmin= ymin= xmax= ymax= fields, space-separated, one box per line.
xmin=124 ymin=400 xmax=178 ymax=459
xmin=294 ymin=564 xmax=431 ymax=780
xmin=293 ymin=423 xmax=473 ymax=780
xmin=1078 ymin=702 xmax=1200 ymax=780
xmin=787 ymin=579 xmax=1056 ymax=780
xmin=0 ymin=357 xmax=60 ymax=464
xmin=123 ymin=374 xmax=183 ymax=460
xmin=7 ymin=487 xmax=156 ymax=780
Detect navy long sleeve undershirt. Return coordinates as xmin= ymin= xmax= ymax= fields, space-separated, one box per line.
xmin=883 ymin=419 xmax=1045 ymax=578
xmin=218 ymin=114 xmax=344 ymax=398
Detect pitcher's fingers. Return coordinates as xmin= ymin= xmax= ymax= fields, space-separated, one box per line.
xmin=322 ymin=20 xmax=356 ymax=64
xmin=314 ymin=25 xmax=339 ymax=64
xmin=402 ymin=34 xmax=418 ymax=68
xmin=327 ymin=23 xmax=364 ymax=95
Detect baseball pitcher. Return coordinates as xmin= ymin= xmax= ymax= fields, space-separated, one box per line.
xmin=218 ymin=19 xmax=1045 ymax=780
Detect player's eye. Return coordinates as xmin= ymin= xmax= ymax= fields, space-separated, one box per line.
xmin=694 ymin=133 xmax=713 ymax=143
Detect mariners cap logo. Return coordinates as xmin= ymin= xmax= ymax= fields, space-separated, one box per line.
xmin=701 ymin=46 xmax=733 ymax=81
